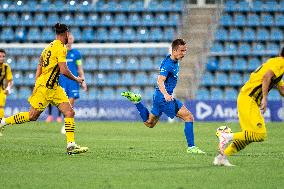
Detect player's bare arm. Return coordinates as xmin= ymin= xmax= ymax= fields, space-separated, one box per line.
xmin=261 ymin=70 xmax=275 ymax=113
xmin=78 ymin=64 xmax=88 ymax=91
xmin=35 ymin=56 xmax=43 ymax=79
xmin=58 ymin=62 xmax=84 ymax=84
xmin=4 ymin=79 xmax=13 ymax=95
xmin=157 ymin=75 xmax=173 ymax=101
xmin=277 ymin=84 xmax=284 ymax=96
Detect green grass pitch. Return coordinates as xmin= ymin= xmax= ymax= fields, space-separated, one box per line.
xmin=0 ymin=121 xmax=283 ymax=189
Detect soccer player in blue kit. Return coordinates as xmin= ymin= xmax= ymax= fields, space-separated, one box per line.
xmin=122 ymin=39 xmax=205 ymax=154
xmin=46 ymin=33 xmax=87 ymax=133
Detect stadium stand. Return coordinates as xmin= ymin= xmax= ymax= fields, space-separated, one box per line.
xmin=1 ymin=0 xmax=184 ymax=101
xmin=198 ymin=0 xmax=283 ymax=100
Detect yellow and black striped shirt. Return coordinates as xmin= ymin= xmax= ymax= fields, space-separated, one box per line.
xmin=36 ymin=39 xmax=67 ymax=89
xmin=241 ymin=57 xmax=284 ymax=105
xmin=0 ymin=63 xmax=13 ymax=91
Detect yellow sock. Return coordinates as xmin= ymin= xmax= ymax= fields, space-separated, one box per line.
xmin=5 ymin=112 xmax=30 ymax=125
xmin=224 ymin=140 xmax=251 ymax=156
xmin=233 ymin=131 xmax=266 ymax=142
xmin=64 ymin=118 xmax=75 ymax=144
xmin=0 ymin=108 xmax=4 ymax=118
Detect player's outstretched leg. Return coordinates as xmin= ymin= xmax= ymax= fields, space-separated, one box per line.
xmin=121 ymin=91 xmax=150 ymax=122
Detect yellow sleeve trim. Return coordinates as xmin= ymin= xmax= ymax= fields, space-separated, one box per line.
xmin=76 ymin=59 xmax=82 ymax=66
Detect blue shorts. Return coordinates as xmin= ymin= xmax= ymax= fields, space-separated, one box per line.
xmin=150 ymin=93 xmax=183 ymax=119
xmin=59 ymin=77 xmax=80 ymax=99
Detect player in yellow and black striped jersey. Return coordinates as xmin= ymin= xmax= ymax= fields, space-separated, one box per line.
xmin=214 ymin=47 xmax=284 ymax=166
xmin=0 ymin=49 xmax=13 ymax=136
xmin=0 ymin=23 xmax=88 ymax=155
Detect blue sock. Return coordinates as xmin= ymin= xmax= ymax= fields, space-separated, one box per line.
xmin=135 ymin=102 xmax=149 ymax=122
xmin=184 ymin=122 xmax=195 ymax=147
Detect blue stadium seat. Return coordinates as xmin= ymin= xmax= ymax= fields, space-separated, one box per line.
xmin=108 ymin=73 xmax=120 ymax=86
xmin=261 ymin=13 xmax=274 ymax=26
xmin=211 ymin=88 xmax=224 ymax=100
xmin=100 ymin=88 xmax=116 ymax=100
xmin=150 ymin=27 xmax=163 ymax=41
xmin=20 ymin=13 xmax=33 ymax=26
xmin=238 ymin=43 xmax=251 ymax=55
xmin=247 ymin=13 xmax=260 ymax=26
xmin=121 ymin=72 xmax=134 ymax=85
xmin=33 ymin=13 xmax=46 ymax=26
xmin=233 ymin=57 xmax=247 ymax=71
xmin=251 ymin=1 xmax=263 ymax=12
xmin=229 ymin=28 xmax=242 ymax=41
xmin=234 ymin=13 xmax=246 ymax=26
xmin=24 ymin=72 xmax=36 ymax=85
xmin=0 ymin=13 xmax=5 ymax=25
xmin=96 ymin=73 xmax=107 ymax=86
xmin=114 ymin=13 xmax=127 ymax=26
xmin=266 ymin=43 xmax=279 ymax=54
xmin=100 ymin=13 xmax=113 ymax=26
xmin=98 ymin=57 xmax=112 ymax=70
xmin=256 ymin=28 xmax=269 ymax=41
xmin=280 ymin=1 xmax=284 ymax=11
xmin=30 ymin=57 xmax=39 ymax=70
xmin=137 ymin=27 xmax=150 ymax=42
xmin=164 ymin=27 xmax=176 ymax=41
xmin=82 ymin=27 xmax=95 ymax=42
xmin=109 ymin=27 xmax=122 ymax=42
xmin=129 ymin=0 xmax=144 ymax=11
xmin=61 ymin=13 xmax=74 ymax=26
xmin=263 ymin=1 xmax=278 ymax=11
xmin=195 ymin=88 xmax=210 ymax=100
xmin=84 ymin=72 xmax=93 ymax=85
xmin=224 ymin=88 xmax=238 ymax=100
xmin=147 ymin=0 xmax=159 ymax=11
xmin=242 ymin=73 xmax=250 ymax=83
xmin=243 ymin=28 xmax=255 ymax=41
xmin=16 ymin=56 xmax=30 ymax=71
xmin=6 ymin=13 xmax=19 ymax=26
xmin=142 ymin=13 xmax=155 ymax=26
xmin=126 ymin=57 xmax=139 ymax=70
xmin=206 ymin=57 xmax=218 ymax=71
xmin=275 ymin=14 xmax=284 ymax=26
xmin=140 ymin=57 xmax=153 ymax=70
xmin=215 ymin=72 xmax=229 ymax=86
xmin=70 ymin=27 xmax=82 ymax=41
xmin=119 ymin=0 xmax=131 ymax=11
xmin=248 ymin=57 xmax=261 ymax=71
xmin=168 ymin=13 xmax=180 ymax=26
xmin=84 ymin=56 xmax=98 ymax=71
xmin=149 ymin=72 xmax=157 ymax=84
xmin=27 ymin=27 xmax=41 ymax=42
xmin=224 ymin=43 xmax=237 ymax=54
xmin=156 ymin=13 xmax=168 ymax=26
xmin=13 ymin=72 xmax=23 ymax=85
xmin=229 ymin=73 xmax=243 ymax=86
xmin=210 ymin=42 xmax=224 ymax=54
xmin=87 ymin=13 xmax=99 ymax=26
xmin=270 ymin=28 xmax=283 ymax=41
xmin=1 ymin=27 xmax=14 ymax=41
xmin=122 ymin=27 xmax=136 ymax=42
xmin=15 ymin=27 xmax=26 ymax=42
xmin=96 ymin=27 xmax=108 ymax=42
xmin=143 ymin=87 xmax=154 ymax=101
xmin=268 ymin=89 xmax=281 ymax=100
xmin=128 ymin=13 xmax=141 ymax=26
xmin=46 ymin=13 xmax=59 ymax=26
xmin=218 ymin=57 xmax=233 ymax=71
xmin=238 ymin=0 xmax=250 ymax=12
xmin=252 ymin=43 xmax=265 ymax=55
xmin=18 ymin=87 xmax=32 ymax=99
xmin=219 ymin=14 xmax=233 ymax=26
xmin=215 ymin=28 xmax=228 ymax=41
xmin=74 ymin=13 xmax=87 ymax=26
xmin=113 ymin=57 xmax=125 ymax=70
xmin=201 ymin=72 xmax=214 ymax=86
xmin=135 ymin=72 xmax=148 ymax=85
xmin=224 ymin=0 xmax=237 ymax=12
xmin=41 ymin=27 xmax=54 ymax=41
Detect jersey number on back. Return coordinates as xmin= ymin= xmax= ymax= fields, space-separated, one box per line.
xmin=42 ymin=50 xmax=51 ymax=67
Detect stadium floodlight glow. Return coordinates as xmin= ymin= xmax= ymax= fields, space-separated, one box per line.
xmin=70 ymin=0 xmax=75 ymax=5
xmin=17 ymin=1 xmax=22 ymax=6
xmin=83 ymin=1 xmax=88 ymax=6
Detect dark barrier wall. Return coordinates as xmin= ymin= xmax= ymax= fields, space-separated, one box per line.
xmin=4 ymin=99 xmax=284 ymax=122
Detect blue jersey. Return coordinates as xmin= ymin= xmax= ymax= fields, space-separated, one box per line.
xmin=155 ymin=54 xmax=179 ymax=95
xmin=59 ymin=48 xmax=82 ymax=99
